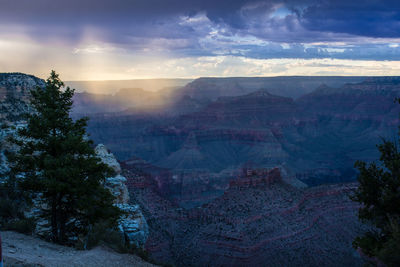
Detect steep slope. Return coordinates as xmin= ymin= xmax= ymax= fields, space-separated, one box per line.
xmin=155 ymin=132 xmax=214 ymax=170
xmin=175 ymin=183 xmax=364 ymax=266
xmin=287 ymin=77 xmax=400 ymax=184
xmin=125 ymin=166 xmax=366 ymax=266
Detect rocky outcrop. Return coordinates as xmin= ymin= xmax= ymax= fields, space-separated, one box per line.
xmin=105 ymin=175 xmax=130 ymax=204
xmin=95 ymin=144 xmax=149 ymax=248
xmin=0 ymin=73 xmax=44 ymax=180
xmin=95 ymin=144 xmax=122 ymax=174
xmin=0 ymin=73 xmax=150 ymax=247
xmin=0 ymin=73 xmax=44 ymax=123
xmin=95 ymin=144 xmax=129 ymax=203
xmin=115 ymin=204 xmax=149 ymax=248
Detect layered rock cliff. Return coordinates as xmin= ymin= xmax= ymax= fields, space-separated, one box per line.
xmin=95 ymin=144 xmax=149 ymax=248
xmin=0 ymin=73 xmax=44 ymax=123
xmin=125 ymin=165 xmax=366 ymax=266
xmin=84 ymin=78 xmax=400 ymax=189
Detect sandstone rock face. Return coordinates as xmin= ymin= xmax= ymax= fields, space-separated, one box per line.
xmin=95 ymin=144 xmax=122 ymax=174
xmin=115 ymin=204 xmax=149 ymax=248
xmin=95 ymin=144 xmax=149 ymax=248
xmin=105 ymin=175 xmax=130 ymax=204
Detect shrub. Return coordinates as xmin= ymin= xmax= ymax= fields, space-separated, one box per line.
xmin=4 ymin=217 xmax=36 ymax=234
xmin=75 ymin=220 xmax=126 ymax=252
xmin=0 ymin=182 xmax=30 ymax=228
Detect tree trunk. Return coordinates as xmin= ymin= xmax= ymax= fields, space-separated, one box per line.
xmin=56 ymin=194 xmax=65 ymax=243
xmin=51 ymin=195 xmax=58 ymax=243
xmin=59 ymin=209 xmax=66 ymax=243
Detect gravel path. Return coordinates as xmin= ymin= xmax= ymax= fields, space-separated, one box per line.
xmin=1 ymin=231 xmax=156 ymax=267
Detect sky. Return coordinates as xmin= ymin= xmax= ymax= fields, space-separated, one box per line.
xmin=0 ymin=0 xmax=400 ymax=80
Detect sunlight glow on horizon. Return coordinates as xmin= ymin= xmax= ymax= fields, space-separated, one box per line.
xmin=1 ymin=0 xmax=400 ymax=81
xmin=1 ymin=29 xmax=400 ymax=81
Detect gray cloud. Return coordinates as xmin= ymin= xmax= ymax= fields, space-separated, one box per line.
xmin=0 ymin=0 xmax=399 ymax=61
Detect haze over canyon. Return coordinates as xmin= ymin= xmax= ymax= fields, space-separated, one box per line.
xmin=2 ymin=0 xmax=400 ymax=266
xmin=1 ymin=72 xmax=398 ymax=265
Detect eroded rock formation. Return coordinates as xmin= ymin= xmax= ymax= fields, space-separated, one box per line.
xmin=95 ymin=144 xmax=149 ymax=248
xmin=124 ymin=165 xmax=366 ymax=266
xmin=83 ymin=77 xmax=400 ymax=190
xmin=0 ymin=73 xmax=44 ymax=123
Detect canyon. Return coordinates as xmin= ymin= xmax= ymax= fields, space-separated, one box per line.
xmin=80 ymin=76 xmax=400 ymax=193
xmin=1 ymin=73 xmax=398 ymax=266
xmin=124 ymin=165 xmax=366 ymax=266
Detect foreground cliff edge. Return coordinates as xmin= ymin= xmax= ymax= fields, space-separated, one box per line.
xmin=1 ymin=231 xmax=155 ymax=267
xmin=0 ymin=73 xmax=152 ymax=265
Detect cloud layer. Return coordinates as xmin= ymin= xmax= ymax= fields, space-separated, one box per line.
xmin=0 ymin=0 xmax=399 ymax=79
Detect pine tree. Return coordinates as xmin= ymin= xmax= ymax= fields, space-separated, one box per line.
xmin=9 ymin=71 xmax=122 ymax=244
xmin=352 ymin=137 xmax=400 ymax=266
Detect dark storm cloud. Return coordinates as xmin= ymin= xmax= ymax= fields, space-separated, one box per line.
xmin=0 ymin=0 xmax=248 ymax=24
xmin=1 ymin=0 xmax=399 ymax=40
xmin=300 ymin=0 xmax=400 ymax=38
xmin=0 ymin=0 xmax=251 ymax=45
xmin=0 ymin=0 xmax=399 ymax=60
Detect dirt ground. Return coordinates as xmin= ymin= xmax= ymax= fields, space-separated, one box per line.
xmin=1 ymin=231 xmax=156 ymax=267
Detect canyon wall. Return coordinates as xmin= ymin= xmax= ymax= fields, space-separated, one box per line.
xmin=124 ymin=165 xmax=366 ymax=266
xmin=84 ymin=78 xmax=400 ymax=190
